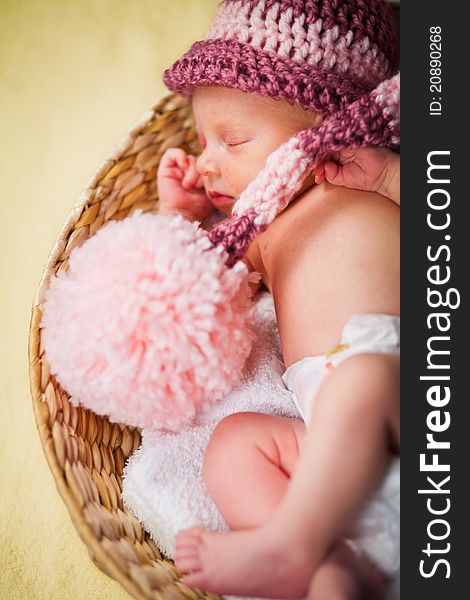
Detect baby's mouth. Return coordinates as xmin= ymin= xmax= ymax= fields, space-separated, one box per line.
xmin=208 ymin=191 xmax=235 ymax=208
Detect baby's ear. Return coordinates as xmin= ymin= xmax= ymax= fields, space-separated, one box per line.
xmin=312 ymin=111 xmax=323 ymax=128
xmin=299 ymin=108 xmax=323 ymax=130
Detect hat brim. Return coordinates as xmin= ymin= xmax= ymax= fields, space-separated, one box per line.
xmin=163 ymin=38 xmax=370 ymax=117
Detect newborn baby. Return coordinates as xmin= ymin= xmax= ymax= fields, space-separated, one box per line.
xmin=155 ymin=2 xmax=400 ymax=598
xmin=156 ymin=83 xmax=400 ymax=600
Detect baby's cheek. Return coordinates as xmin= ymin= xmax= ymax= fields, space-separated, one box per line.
xmin=227 ymin=165 xmax=255 ymax=197
xmin=245 ymin=153 xmax=271 ymax=187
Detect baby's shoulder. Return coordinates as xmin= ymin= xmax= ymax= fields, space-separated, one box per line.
xmin=302 ymin=182 xmax=399 ymax=230
xmin=263 ymin=182 xmax=399 ymax=260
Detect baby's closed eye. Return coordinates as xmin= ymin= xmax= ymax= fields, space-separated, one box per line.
xmin=221 ymin=125 xmax=251 ymax=147
xmin=225 ymin=137 xmax=251 ymax=148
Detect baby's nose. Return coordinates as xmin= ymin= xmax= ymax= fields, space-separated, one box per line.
xmin=196 ymin=149 xmax=219 ymax=177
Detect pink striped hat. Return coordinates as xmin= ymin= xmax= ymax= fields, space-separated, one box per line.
xmin=164 ymin=0 xmax=398 ymax=116
xmin=163 ymin=0 xmax=400 ymax=266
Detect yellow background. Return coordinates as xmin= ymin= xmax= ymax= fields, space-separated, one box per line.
xmin=0 ymin=1 xmax=218 ymax=598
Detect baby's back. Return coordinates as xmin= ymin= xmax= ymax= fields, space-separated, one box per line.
xmin=248 ymin=183 xmax=399 ymax=367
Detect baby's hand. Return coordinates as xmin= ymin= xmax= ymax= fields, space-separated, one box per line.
xmin=313 ymin=147 xmax=400 ymax=206
xmin=157 ymin=148 xmax=215 ymax=221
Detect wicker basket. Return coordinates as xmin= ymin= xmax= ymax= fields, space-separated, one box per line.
xmin=28 ymin=93 xmax=220 ymax=600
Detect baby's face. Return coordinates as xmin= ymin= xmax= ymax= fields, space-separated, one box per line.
xmin=192 ymin=87 xmax=321 ymax=216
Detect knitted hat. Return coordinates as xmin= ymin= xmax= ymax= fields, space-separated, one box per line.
xmin=164 ymin=0 xmax=398 ymax=116
xmin=163 ymin=0 xmax=400 ymax=265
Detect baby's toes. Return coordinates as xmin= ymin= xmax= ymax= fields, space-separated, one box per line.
xmin=175 ymin=552 xmax=202 ymax=577
xmin=176 ymin=526 xmax=205 ymax=547
xmin=175 ymin=540 xmax=198 ymax=556
xmin=175 ymin=541 xmax=200 ymax=562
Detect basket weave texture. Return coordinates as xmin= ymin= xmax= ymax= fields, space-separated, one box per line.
xmin=28 ymin=94 xmax=220 ymax=600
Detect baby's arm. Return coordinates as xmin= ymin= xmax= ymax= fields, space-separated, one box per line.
xmin=157 ymin=147 xmax=215 ymax=222
xmin=313 ymin=147 xmax=400 ymax=206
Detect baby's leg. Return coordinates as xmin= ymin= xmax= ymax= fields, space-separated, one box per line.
xmin=176 ymin=413 xmax=315 ymax=596
xmin=201 ymin=411 xmax=385 ymax=599
xmin=306 ymin=540 xmax=384 ymax=600
xmin=176 ymin=384 xmax=392 ymax=600
xmin=202 ymin=412 xmax=306 ymax=529
xmin=268 ymin=352 xmax=399 ymax=565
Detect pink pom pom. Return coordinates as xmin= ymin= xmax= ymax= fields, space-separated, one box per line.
xmin=41 ymin=211 xmax=255 ymax=431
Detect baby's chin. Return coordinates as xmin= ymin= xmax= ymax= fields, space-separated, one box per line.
xmin=212 ymin=200 xmax=236 ymax=217
xmin=210 ymin=194 xmax=236 ymax=212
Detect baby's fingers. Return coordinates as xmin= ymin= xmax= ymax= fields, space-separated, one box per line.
xmin=314 ymin=160 xmax=343 ymax=185
xmin=313 ymin=162 xmax=325 ymax=184
xmin=182 ymin=155 xmax=202 ymax=190
xmin=158 ymin=147 xmax=188 ymax=176
xmin=323 ymin=161 xmax=343 ymax=185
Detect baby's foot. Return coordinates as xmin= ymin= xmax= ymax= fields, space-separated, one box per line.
xmin=175 ymin=525 xmax=315 ymax=597
xmin=307 ymin=541 xmax=385 ymax=600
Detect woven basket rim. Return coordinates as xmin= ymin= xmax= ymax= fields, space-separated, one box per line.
xmin=29 ymin=309 xmax=150 ymax=599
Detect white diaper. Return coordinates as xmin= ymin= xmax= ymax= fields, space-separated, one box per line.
xmin=277 ymin=313 xmax=400 ymax=577
xmin=281 ymin=313 xmax=400 ymax=426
